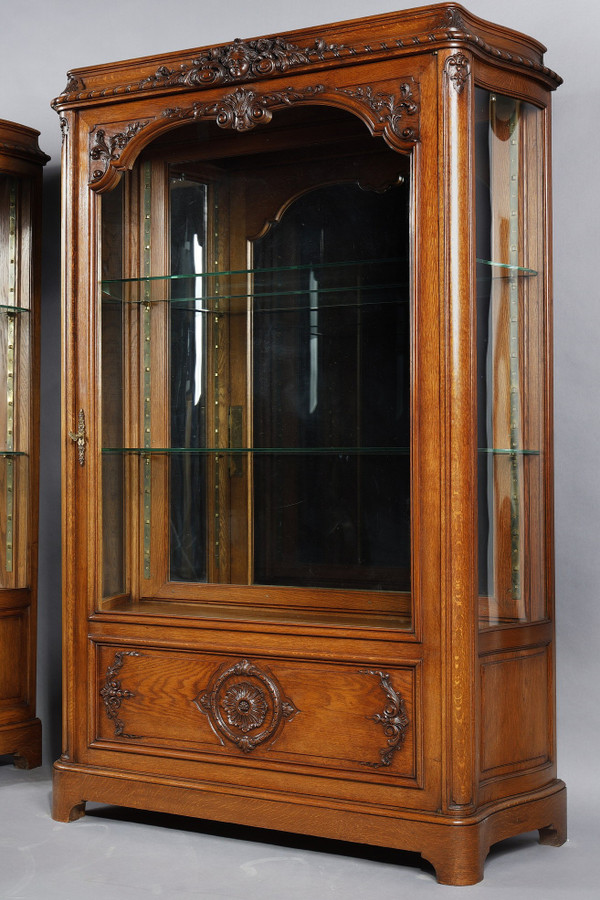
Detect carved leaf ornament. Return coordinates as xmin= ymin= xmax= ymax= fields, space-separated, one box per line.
xmin=360 ymin=669 xmax=409 ymax=768
xmin=100 ymin=650 xmax=142 ymax=738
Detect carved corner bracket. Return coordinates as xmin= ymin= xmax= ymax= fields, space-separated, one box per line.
xmin=445 ymin=52 xmax=471 ymax=94
xmin=360 ymin=669 xmax=409 ymax=768
xmin=89 ymin=120 xmax=151 ymax=185
xmin=337 ymin=82 xmax=419 ymax=143
xmin=100 ymin=650 xmax=142 ymax=739
xmin=194 ymin=658 xmax=298 ymax=753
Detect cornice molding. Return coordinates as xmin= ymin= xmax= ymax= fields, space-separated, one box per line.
xmin=52 ymin=7 xmax=561 ymax=110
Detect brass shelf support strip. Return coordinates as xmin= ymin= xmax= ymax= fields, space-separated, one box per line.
xmin=5 ymin=179 xmax=17 ymax=572
xmin=143 ymin=161 xmax=152 ymax=579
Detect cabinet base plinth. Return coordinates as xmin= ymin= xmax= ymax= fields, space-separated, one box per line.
xmin=0 ymin=719 xmax=42 ymax=770
xmin=51 ymin=761 xmax=566 ymax=885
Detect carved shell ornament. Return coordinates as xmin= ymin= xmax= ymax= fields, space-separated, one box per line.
xmin=195 ymin=658 xmax=298 ymax=752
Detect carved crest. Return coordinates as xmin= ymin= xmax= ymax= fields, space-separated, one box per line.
xmin=189 ymin=84 xmax=325 ymax=132
xmin=141 ymin=36 xmax=350 ymax=90
xmin=195 ymin=658 xmax=298 ymax=752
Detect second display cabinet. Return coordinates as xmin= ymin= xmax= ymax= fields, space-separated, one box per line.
xmin=51 ymin=3 xmax=565 ymax=884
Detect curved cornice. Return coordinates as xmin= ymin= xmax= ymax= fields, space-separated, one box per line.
xmin=52 ymin=5 xmax=561 ymax=111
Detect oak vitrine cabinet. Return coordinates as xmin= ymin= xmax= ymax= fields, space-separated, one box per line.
xmin=0 ymin=120 xmax=48 ymax=769
xmin=51 ymin=4 xmax=565 ymax=884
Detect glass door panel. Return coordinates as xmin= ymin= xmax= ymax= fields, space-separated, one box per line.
xmin=100 ymin=113 xmax=413 ymax=626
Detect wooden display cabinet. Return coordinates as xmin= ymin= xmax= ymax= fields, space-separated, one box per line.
xmin=51 ymin=4 xmax=565 ymax=884
xmin=0 ymin=120 xmax=48 ymax=769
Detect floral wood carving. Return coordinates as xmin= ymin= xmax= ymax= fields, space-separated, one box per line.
xmin=441 ymin=6 xmax=467 ymax=31
xmin=445 ymin=52 xmax=471 ymax=94
xmin=194 ymin=658 xmax=298 ymax=752
xmin=338 ymin=83 xmax=419 ymax=141
xmin=63 ymin=74 xmax=85 ymax=94
xmin=141 ymin=37 xmax=345 ymax=89
xmin=184 ymin=85 xmax=325 ymax=132
xmin=100 ymin=650 xmax=142 ymax=739
xmin=162 ymin=81 xmax=419 ymax=141
xmin=360 ymin=669 xmax=409 ymax=768
xmin=89 ymin=121 xmax=150 ymax=182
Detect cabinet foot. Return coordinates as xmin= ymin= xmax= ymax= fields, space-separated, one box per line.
xmin=422 ymin=844 xmax=485 ymax=886
xmin=52 ymin=762 xmax=87 ymax=822
xmin=539 ymin=821 xmax=567 ymax=847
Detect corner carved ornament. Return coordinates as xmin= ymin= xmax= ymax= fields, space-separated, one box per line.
xmin=445 ymin=52 xmax=471 ymax=94
xmin=88 ymin=80 xmax=419 ymax=190
xmin=194 ymin=658 xmax=298 ymax=753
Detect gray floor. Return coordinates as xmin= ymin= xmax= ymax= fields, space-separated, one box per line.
xmin=0 ymin=761 xmax=597 ymax=899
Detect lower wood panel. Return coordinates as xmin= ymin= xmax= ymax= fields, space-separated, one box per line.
xmin=0 ymin=611 xmax=28 ymax=709
xmin=480 ymin=645 xmax=551 ymax=780
xmin=94 ymin=643 xmax=419 ymax=782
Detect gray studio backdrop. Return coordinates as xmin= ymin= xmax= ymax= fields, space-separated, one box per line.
xmin=1 ymin=0 xmax=597 ymax=831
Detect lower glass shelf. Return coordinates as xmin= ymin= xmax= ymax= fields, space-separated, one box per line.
xmin=102 ymin=446 xmax=410 ymax=455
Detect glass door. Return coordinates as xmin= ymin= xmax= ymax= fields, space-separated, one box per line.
xmin=100 ymin=110 xmax=414 ymax=628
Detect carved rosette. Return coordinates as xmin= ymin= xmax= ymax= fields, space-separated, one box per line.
xmin=195 ymin=658 xmax=298 ymax=752
xmin=360 ymin=669 xmax=409 ymax=768
xmin=89 ymin=120 xmax=150 ymax=183
xmin=445 ymin=52 xmax=471 ymax=94
xmin=100 ymin=650 xmax=142 ymax=738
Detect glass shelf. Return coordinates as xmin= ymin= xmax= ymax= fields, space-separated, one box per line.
xmin=0 ymin=304 xmax=29 ymax=313
xmin=101 ymin=287 xmax=409 ymax=312
xmin=102 ymin=446 xmax=410 ymax=455
xmin=100 ymin=256 xmax=408 ymax=287
xmin=476 ymin=258 xmax=538 ymax=277
xmin=0 ymin=451 xmax=28 ymax=458
xmin=478 ymin=448 xmax=540 ymax=456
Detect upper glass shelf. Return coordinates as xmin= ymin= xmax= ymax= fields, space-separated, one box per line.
xmin=476 ymin=258 xmax=538 ymax=277
xmin=100 ymin=256 xmax=411 ymax=309
xmin=0 ymin=450 xmax=28 ymax=457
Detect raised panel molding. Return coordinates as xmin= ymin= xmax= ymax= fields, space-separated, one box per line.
xmin=480 ymin=646 xmax=551 ymax=779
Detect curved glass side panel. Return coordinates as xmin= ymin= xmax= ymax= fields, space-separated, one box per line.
xmin=0 ymin=174 xmax=32 ymax=587
xmin=475 ymin=89 xmax=547 ymax=626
